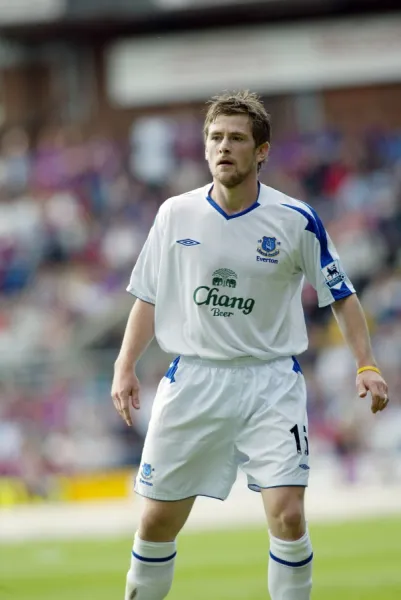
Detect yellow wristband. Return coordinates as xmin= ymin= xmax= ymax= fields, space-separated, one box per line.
xmin=357 ymin=365 xmax=381 ymax=376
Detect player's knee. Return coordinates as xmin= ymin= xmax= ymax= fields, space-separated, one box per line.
xmin=279 ymin=504 xmax=304 ymax=535
xmin=267 ymin=492 xmax=305 ymax=539
xmin=139 ymin=504 xmax=182 ymax=542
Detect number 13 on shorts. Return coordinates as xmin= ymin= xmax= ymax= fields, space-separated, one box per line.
xmin=290 ymin=424 xmax=309 ymax=456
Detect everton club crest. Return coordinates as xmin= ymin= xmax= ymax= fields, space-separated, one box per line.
xmin=141 ymin=463 xmax=154 ymax=480
xmin=257 ymin=236 xmax=280 ymax=258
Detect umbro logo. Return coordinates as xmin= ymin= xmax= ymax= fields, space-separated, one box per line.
xmin=176 ymin=239 xmax=200 ymax=246
xmin=299 ymin=464 xmax=310 ymax=471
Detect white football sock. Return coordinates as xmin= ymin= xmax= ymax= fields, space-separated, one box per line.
xmin=268 ymin=529 xmax=313 ymax=600
xmin=125 ymin=533 xmax=177 ymax=600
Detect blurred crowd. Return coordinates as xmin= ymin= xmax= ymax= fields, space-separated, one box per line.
xmin=1 ymin=111 xmax=401 ymax=493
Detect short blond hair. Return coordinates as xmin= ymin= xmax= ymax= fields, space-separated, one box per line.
xmin=203 ymin=90 xmax=271 ymax=147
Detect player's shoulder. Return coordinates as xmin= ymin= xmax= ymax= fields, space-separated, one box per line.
xmin=162 ymin=185 xmax=209 ymax=210
xmin=157 ymin=184 xmax=209 ymax=219
xmin=260 ymin=184 xmax=319 ymax=225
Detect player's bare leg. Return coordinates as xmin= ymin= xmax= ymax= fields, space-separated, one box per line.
xmin=261 ymin=486 xmax=313 ymax=600
xmin=125 ymin=496 xmax=195 ymax=600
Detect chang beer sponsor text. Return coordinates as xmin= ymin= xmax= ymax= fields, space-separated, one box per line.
xmin=193 ymin=268 xmax=255 ymax=317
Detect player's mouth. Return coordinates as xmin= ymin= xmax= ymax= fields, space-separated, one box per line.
xmin=217 ymin=159 xmax=234 ymax=167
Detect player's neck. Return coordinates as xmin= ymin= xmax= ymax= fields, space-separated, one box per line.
xmin=210 ymin=178 xmax=260 ymax=215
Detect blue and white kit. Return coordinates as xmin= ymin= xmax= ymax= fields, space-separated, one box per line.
xmin=127 ymin=183 xmax=355 ymax=499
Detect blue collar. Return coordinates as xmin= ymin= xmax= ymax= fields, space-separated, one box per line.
xmin=206 ymin=182 xmax=261 ymax=220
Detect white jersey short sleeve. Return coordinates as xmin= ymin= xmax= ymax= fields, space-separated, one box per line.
xmin=281 ymin=200 xmax=355 ymax=308
xmin=126 ymin=184 xmax=355 ymax=360
xmin=127 ymin=207 xmax=166 ymax=305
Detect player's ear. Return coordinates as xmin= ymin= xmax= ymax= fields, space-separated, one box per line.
xmin=257 ymin=142 xmax=270 ymax=164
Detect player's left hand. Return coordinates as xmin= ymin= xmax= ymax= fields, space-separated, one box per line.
xmin=356 ymin=370 xmax=389 ymax=414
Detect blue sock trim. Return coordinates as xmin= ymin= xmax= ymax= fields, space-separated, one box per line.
xmin=132 ymin=550 xmax=177 ymax=563
xmin=269 ymin=550 xmax=313 ymax=567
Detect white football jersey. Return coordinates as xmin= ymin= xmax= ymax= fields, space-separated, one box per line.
xmin=127 ymin=183 xmax=355 ymax=360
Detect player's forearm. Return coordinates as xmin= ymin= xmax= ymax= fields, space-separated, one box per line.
xmin=331 ymin=294 xmax=377 ymax=369
xmin=115 ymin=299 xmax=155 ymax=368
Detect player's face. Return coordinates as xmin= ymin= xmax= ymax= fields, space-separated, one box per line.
xmin=205 ymin=115 xmax=268 ymax=188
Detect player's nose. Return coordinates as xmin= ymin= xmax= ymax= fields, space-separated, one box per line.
xmin=219 ymin=144 xmax=231 ymax=157
xmin=219 ymin=136 xmax=231 ymax=151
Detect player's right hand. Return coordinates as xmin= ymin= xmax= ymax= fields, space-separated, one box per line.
xmin=356 ymin=369 xmax=389 ymax=414
xmin=111 ymin=362 xmax=140 ymax=427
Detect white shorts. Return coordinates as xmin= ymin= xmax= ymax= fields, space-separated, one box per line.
xmin=135 ymin=355 xmax=310 ymax=501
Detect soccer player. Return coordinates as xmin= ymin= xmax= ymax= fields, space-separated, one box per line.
xmin=111 ymin=91 xmax=389 ymax=600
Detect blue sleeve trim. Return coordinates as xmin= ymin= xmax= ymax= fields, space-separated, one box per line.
xmin=282 ymin=202 xmax=353 ymax=301
xmin=331 ymin=286 xmax=355 ymax=302
xmin=282 ymin=203 xmax=332 ymax=267
xmin=269 ymin=551 xmax=313 ymax=568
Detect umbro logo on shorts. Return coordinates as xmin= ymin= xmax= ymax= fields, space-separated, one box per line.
xmin=299 ymin=464 xmax=310 ymax=470
xmin=176 ymin=239 xmax=200 ymax=246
